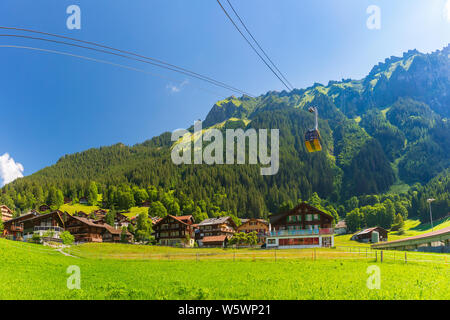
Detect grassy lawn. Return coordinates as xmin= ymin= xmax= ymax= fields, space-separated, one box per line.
xmin=58 ymin=203 xmax=149 ymax=218
xmin=0 ymin=238 xmax=448 ymax=300
xmin=120 ymin=206 xmax=149 ymax=218
xmin=59 ymin=203 xmax=101 ymax=215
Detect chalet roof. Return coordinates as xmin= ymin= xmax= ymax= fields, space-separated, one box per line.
xmin=335 ymin=221 xmax=347 ymax=228
xmin=354 ymin=227 xmax=387 ymax=236
xmin=69 ymin=215 xmax=106 ymax=228
xmin=240 ymin=218 xmax=269 ymax=226
xmin=25 ymin=210 xmax=65 ymax=224
xmin=172 ymin=215 xmax=194 ymax=225
xmin=202 ymin=235 xmax=228 ymax=243
xmin=198 ymin=216 xmax=235 ymax=227
xmin=269 ymin=202 xmax=334 ymax=224
xmin=3 ymin=211 xmax=39 ymax=225
xmin=103 ymin=224 xmax=131 ymax=236
xmin=0 ymin=205 xmax=13 ymax=213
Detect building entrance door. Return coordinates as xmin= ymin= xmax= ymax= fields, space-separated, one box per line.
xmin=322 ymin=237 xmax=331 ymax=247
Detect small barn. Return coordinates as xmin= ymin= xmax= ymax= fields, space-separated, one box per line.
xmin=201 ymin=235 xmax=229 ymax=248
xmin=351 ymin=227 xmax=388 ymax=243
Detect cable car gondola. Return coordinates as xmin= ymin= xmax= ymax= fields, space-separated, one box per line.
xmin=305 ymin=106 xmax=322 ymax=153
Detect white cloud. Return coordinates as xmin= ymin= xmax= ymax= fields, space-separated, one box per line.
xmin=0 ymin=153 xmax=24 ymax=186
xmin=445 ymin=0 xmax=450 ymax=22
xmin=166 ymin=80 xmax=189 ymax=93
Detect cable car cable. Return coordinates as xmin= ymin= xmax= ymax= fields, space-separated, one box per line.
xmin=216 ymin=0 xmax=292 ymax=91
xmin=0 ymin=26 xmax=254 ymax=97
xmin=0 ymin=44 xmax=227 ymax=98
xmin=225 ymin=0 xmax=294 ymax=90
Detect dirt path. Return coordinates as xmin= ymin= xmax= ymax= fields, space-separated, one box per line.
xmin=56 ymin=248 xmax=79 ymax=258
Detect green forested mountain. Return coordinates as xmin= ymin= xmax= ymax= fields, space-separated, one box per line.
xmin=2 ymin=45 xmax=449 ymax=225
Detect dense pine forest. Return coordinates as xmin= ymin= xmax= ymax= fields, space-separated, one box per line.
xmin=1 ymin=45 xmax=449 ymax=231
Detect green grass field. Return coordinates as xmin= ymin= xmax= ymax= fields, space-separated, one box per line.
xmin=0 ymin=238 xmax=448 ymax=300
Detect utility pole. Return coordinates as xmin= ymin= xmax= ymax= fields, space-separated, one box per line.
xmin=427 ymin=198 xmax=435 ymax=232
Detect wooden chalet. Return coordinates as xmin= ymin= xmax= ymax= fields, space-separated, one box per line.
xmin=0 ymin=205 xmax=13 ymax=222
xmin=2 ymin=211 xmax=40 ymax=240
xmin=237 ymin=218 xmax=269 ymax=245
xmin=21 ymin=211 xmax=66 ymax=242
xmin=64 ymin=215 xmax=105 ymax=243
xmin=102 ymin=224 xmax=132 ymax=243
xmin=153 ymin=215 xmax=196 ymax=247
xmin=201 ymin=235 xmax=229 ymax=248
xmin=351 ymin=227 xmax=388 ymax=243
xmin=95 ymin=212 xmax=131 ymax=229
xmin=195 ymin=216 xmax=237 ymax=247
xmin=267 ymin=202 xmax=335 ymax=249
xmin=64 ymin=214 xmax=133 ymax=243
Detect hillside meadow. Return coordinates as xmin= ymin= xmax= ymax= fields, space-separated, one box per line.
xmin=0 ymin=239 xmax=449 ymax=300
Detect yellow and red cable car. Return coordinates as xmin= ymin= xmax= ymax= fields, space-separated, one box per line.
xmin=305 ymin=107 xmax=322 ymax=153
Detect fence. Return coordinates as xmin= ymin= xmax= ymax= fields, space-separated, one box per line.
xmin=64 ymin=245 xmax=449 ymax=265
xmin=2 ymin=238 xmax=448 ymax=266
xmin=335 ymin=246 xmax=449 ymax=264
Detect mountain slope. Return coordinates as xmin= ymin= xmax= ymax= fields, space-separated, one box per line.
xmin=2 ymin=45 xmax=449 ymax=220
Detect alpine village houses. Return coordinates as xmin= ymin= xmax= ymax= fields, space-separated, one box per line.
xmin=153 ymin=215 xmax=196 ymax=247
xmin=195 ymin=217 xmax=237 ymax=248
xmin=2 ymin=210 xmax=132 ymax=243
xmin=2 ymin=202 xmax=336 ymax=249
xmin=237 ymin=218 xmax=269 ymax=245
xmin=1 ymin=205 xmax=13 ymax=222
xmin=267 ymin=202 xmax=335 ymax=249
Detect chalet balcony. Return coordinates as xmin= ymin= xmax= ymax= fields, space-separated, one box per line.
xmin=10 ymin=225 xmax=23 ymax=232
xmin=270 ymin=228 xmax=334 ymax=237
xmin=33 ymin=226 xmax=64 ymax=233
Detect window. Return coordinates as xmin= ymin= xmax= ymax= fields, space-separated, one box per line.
xmin=306 ymin=214 xmax=312 ymax=221
xmin=268 ymin=239 xmax=276 ymax=245
xmin=313 ymin=214 xmax=319 ymax=221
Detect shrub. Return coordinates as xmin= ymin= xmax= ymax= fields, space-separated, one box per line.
xmin=29 ymin=233 xmax=41 ymax=244
xmin=60 ymin=231 xmax=75 ymax=245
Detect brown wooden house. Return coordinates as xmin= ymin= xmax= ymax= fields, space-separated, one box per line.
xmin=195 ymin=216 xmax=237 ymax=247
xmin=64 ymin=215 xmax=105 ymax=243
xmin=237 ymin=218 xmax=269 ymax=245
xmin=201 ymin=235 xmax=229 ymax=248
xmin=153 ymin=215 xmax=196 ymax=247
xmin=267 ymin=202 xmax=335 ymax=249
xmin=21 ymin=211 xmax=66 ymax=242
xmin=2 ymin=211 xmax=39 ymax=240
xmin=0 ymin=205 xmax=13 ymax=222
xmin=102 ymin=224 xmax=132 ymax=243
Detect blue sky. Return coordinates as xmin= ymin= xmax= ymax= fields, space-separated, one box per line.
xmin=0 ymin=0 xmax=449 ymax=184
